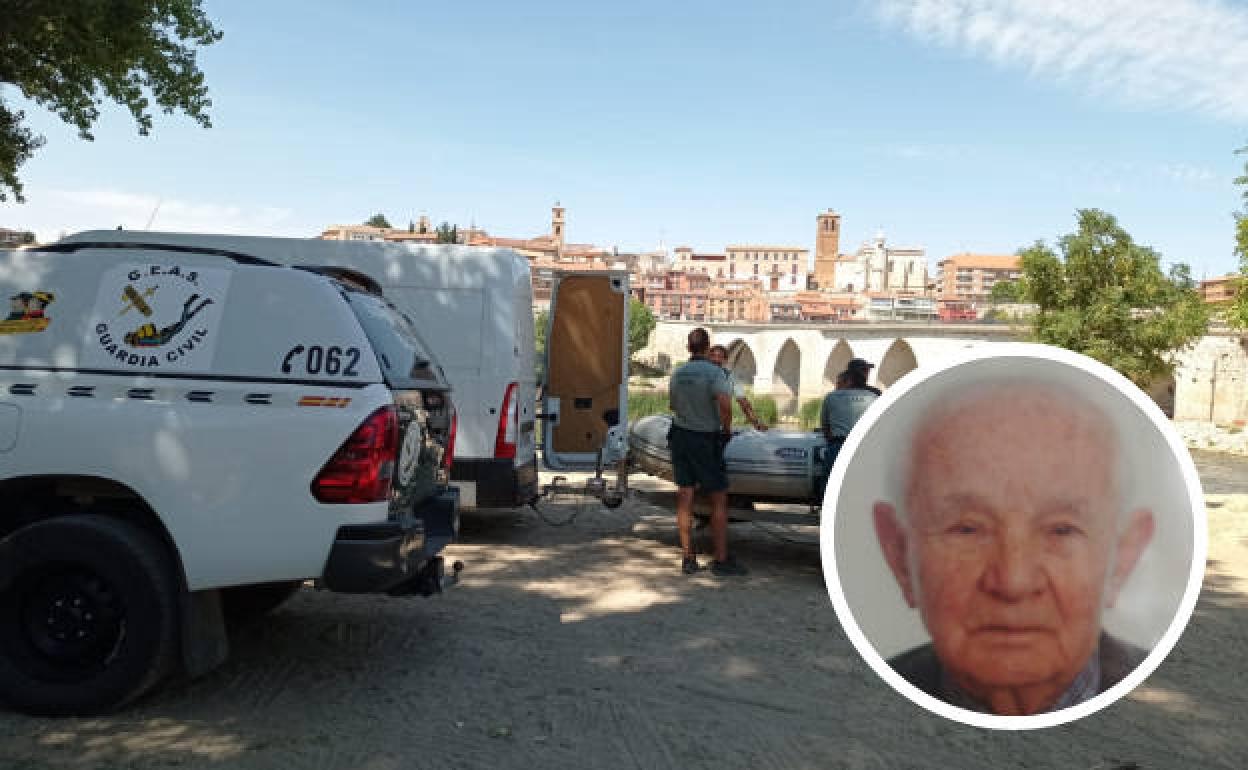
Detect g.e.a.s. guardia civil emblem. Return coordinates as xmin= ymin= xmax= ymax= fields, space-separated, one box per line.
xmin=85 ymin=264 xmax=232 ymax=371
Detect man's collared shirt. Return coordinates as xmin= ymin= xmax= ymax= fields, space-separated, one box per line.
xmin=887 ymin=632 xmax=1147 ymax=715
xmin=940 ymin=647 xmax=1102 ymax=714
xmin=722 ymin=368 xmax=746 ymax=400
xmin=670 ymin=357 xmax=731 ymax=433
xmin=819 ymin=387 xmax=878 ymax=438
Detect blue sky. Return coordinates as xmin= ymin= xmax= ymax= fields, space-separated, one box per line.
xmin=3 ymin=0 xmax=1248 ymax=276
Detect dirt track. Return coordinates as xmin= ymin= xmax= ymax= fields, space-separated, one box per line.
xmin=1 ymin=451 xmax=1247 ymax=769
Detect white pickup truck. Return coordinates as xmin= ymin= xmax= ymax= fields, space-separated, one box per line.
xmin=0 ymin=238 xmax=459 ymax=715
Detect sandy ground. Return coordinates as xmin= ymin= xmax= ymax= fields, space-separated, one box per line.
xmin=1 ymin=452 xmax=1247 ymax=769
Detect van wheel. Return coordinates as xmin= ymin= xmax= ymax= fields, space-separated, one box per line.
xmin=221 ymin=581 xmax=303 ymax=628
xmin=0 ymin=515 xmax=178 ymax=716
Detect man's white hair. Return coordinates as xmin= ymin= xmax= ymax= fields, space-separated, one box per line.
xmin=889 ymin=377 xmax=1137 ymax=531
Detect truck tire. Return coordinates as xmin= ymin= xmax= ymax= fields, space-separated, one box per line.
xmin=221 ymin=580 xmax=303 ymax=628
xmin=0 ymin=515 xmax=179 ymax=716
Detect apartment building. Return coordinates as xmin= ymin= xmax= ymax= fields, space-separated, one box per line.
xmin=1200 ymin=274 xmax=1240 ymax=304
xmin=673 ymin=245 xmax=808 ymax=291
xmin=723 ymin=245 xmax=808 ymax=291
xmin=935 ymin=253 xmax=1022 ymax=304
xmin=707 ymin=279 xmax=770 ymax=322
xmin=864 ymin=293 xmax=937 ymax=322
xmin=636 ymin=270 xmax=712 ymax=321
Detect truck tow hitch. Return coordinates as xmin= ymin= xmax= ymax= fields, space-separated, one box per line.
xmin=388 ymin=557 xmax=465 ymax=597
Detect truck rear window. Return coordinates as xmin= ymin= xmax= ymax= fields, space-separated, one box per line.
xmin=344 ymin=291 xmax=450 ymax=390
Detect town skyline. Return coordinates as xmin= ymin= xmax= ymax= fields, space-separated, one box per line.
xmin=2 ymin=1 xmax=1247 ymax=277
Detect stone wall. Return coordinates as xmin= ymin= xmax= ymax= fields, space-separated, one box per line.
xmin=1173 ymin=332 xmax=1248 ymax=424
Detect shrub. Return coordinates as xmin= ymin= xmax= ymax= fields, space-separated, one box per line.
xmin=628 ymin=390 xmax=669 ymax=420
xmin=748 ymin=394 xmax=779 ymax=427
xmin=798 ymin=398 xmax=823 ymax=430
xmin=628 ymin=389 xmax=779 ymax=428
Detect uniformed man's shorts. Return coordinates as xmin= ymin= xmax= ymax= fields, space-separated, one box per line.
xmin=668 ymin=425 xmax=729 ymax=492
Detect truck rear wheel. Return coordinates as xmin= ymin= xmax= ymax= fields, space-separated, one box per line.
xmin=221 ymin=580 xmax=303 ymax=628
xmin=0 ymin=515 xmax=179 ymax=716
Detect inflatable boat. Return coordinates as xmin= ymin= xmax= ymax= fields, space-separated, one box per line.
xmin=628 ymin=414 xmax=828 ymax=504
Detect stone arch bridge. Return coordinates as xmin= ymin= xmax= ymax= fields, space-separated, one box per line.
xmin=635 ymin=321 xmax=1207 ymax=418
xmin=637 ymin=321 xmax=1020 ymax=410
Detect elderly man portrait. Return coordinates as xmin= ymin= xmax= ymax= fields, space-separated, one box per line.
xmin=871 ymin=381 xmax=1156 ymax=716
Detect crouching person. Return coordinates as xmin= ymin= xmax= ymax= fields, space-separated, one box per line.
xmin=814 ymin=367 xmax=879 ymax=504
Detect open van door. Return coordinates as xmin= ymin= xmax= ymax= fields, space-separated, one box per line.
xmin=541 ymin=271 xmax=630 ymax=471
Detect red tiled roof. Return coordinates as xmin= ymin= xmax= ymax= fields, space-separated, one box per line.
xmin=938 ymin=253 xmax=1020 ymax=269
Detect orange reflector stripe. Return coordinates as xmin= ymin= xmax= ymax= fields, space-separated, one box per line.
xmin=299 ymin=396 xmax=352 ymax=408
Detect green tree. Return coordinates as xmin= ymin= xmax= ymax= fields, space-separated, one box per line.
xmin=435 ymin=222 xmax=458 ymax=244
xmin=1018 ymin=209 xmax=1207 ymax=386
xmin=1226 ymin=145 xmax=1248 ymax=327
xmin=533 ymin=308 xmax=549 ymax=381
xmin=0 ymin=0 xmax=222 ymax=202
xmin=628 ymin=297 xmax=656 ymax=359
xmin=364 ymin=213 xmax=391 ymax=229
xmin=990 ymin=279 xmax=1026 ymax=304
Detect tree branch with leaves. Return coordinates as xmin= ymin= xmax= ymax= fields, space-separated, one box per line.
xmin=0 ymin=0 xmax=222 ymax=202
xmin=1018 ymin=209 xmax=1207 ymax=387
xmin=1226 ymin=144 xmax=1248 ymax=328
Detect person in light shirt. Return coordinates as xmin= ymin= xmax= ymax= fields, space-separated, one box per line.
xmin=708 ymin=344 xmax=767 ymax=432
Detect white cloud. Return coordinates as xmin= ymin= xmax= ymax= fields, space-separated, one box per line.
xmin=1 ymin=188 xmax=310 ymax=243
xmin=876 ymin=0 xmax=1248 ymax=122
xmin=1157 ymin=162 xmax=1218 ymax=184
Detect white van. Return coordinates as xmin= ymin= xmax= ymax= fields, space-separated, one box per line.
xmin=58 ymin=231 xmax=630 ymax=508
xmin=0 ymin=237 xmax=461 ymax=715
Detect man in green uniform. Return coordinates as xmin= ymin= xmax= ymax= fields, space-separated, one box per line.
xmin=815 ymin=366 xmax=879 ymax=503
xmin=668 ymin=328 xmax=746 ymax=576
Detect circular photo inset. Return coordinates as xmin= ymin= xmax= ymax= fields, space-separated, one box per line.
xmin=820 ymin=343 xmax=1206 ymax=730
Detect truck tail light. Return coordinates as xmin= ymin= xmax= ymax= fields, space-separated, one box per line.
xmin=444 ymin=409 xmax=457 ymax=470
xmin=494 ymin=382 xmax=518 ymax=459
xmin=311 ymin=406 xmax=399 ymax=504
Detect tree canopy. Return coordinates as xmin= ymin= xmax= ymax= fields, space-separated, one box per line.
xmin=989 ymin=279 xmax=1026 ymax=304
xmin=533 ymin=307 xmax=548 ymax=382
xmin=1018 ymin=208 xmax=1207 ymax=386
xmin=1226 ymin=144 xmax=1248 ymax=327
xmin=435 ymin=222 xmax=458 ymax=244
xmin=0 ymin=0 xmax=222 ymax=202
xmin=628 ymin=298 xmax=656 ymax=359
xmin=364 ymin=213 xmax=391 ymax=229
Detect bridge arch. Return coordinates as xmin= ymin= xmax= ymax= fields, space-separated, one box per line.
xmin=726 ymin=339 xmax=757 ymax=389
xmin=772 ymin=338 xmax=801 ymax=412
xmin=823 ymin=339 xmax=854 ymax=389
xmin=878 ymin=339 xmax=918 ymax=387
